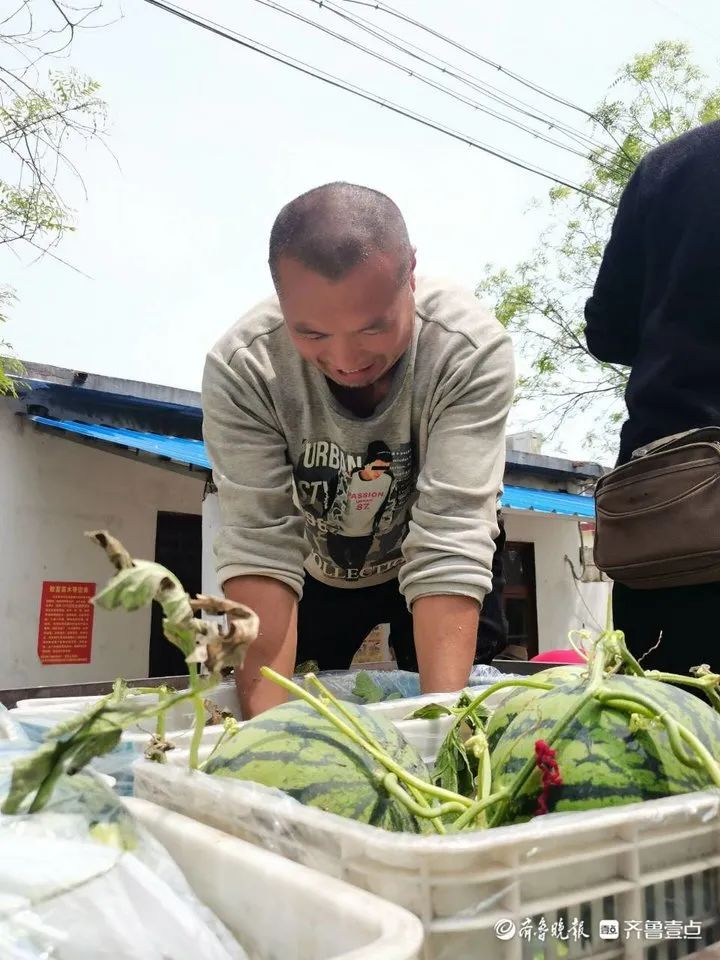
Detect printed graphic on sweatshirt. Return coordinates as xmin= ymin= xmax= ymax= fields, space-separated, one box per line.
xmin=295 ymin=438 xmax=415 ymax=583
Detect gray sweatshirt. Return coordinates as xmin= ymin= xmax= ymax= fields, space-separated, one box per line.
xmin=201 ymin=276 xmax=515 ymax=608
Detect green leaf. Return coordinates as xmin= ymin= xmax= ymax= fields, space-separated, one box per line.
xmin=94 ymin=561 xmax=187 ymax=616
xmin=352 ymin=671 xmax=385 ymax=704
xmin=1 ymin=724 xmax=122 ymax=815
xmin=406 ymin=703 xmax=454 ymax=720
xmin=2 ymin=742 xmax=59 ymax=814
xmin=431 ymin=720 xmax=477 ymax=798
xmin=93 ymin=559 xmax=196 ymax=656
xmin=296 ymin=660 xmax=320 ymax=675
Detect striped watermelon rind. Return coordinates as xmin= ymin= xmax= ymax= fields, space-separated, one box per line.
xmin=488 ymin=674 xmax=720 ymax=825
xmin=484 ymin=666 xmax=587 ymax=754
xmin=203 ymin=699 xmax=433 ymax=833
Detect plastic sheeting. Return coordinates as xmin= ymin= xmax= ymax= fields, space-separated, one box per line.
xmin=0 ymin=737 xmax=247 ymax=960
xmin=9 ymin=667 xmax=515 ymax=795
xmin=135 ymin=751 xmax=720 ymax=960
xmin=298 ymin=664 xmax=516 ymax=704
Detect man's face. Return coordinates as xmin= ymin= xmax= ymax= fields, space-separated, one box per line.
xmin=277 ymin=251 xmax=416 ymax=389
xmin=360 ymin=458 xmax=392 ymax=481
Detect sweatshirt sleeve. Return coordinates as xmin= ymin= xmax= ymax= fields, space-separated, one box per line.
xmin=399 ymin=327 xmax=515 ymax=608
xmin=201 ymin=347 xmax=308 ymax=598
xmin=584 ymin=161 xmax=647 ymax=366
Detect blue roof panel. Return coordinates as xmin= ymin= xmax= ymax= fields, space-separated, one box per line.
xmin=502 ymin=484 xmax=595 ymax=519
xmin=30 ymin=416 xmax=211 ymax=470
xmin=31 ymin=416 xmax=595 ymax=518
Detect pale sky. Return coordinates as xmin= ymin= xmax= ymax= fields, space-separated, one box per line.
xmin=4 ymin=0 xmax=720 ymax=460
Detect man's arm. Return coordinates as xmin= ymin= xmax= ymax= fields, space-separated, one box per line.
xmin=584 ymin=162 xmax=647 ymax=366
xmin=224 ymin=576 xmax=297 ymax=717
xmin=413 ymin=595 xmax=479 ymax=694
xmin=202 ymin=348 xmax=306 ymax=717
xmin=400 ymin=311 xmax=515 ymax=694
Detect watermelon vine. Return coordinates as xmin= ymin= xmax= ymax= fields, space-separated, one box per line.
xmin=6 ymin=531 xmax=720 ymax=834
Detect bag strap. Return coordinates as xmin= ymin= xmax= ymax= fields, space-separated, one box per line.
xmin=632 ymin=427 xmax=720 ymax=459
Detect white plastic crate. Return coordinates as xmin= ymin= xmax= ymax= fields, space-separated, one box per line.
xmin=134 ymin=701 xmax=720 ymax=960
xmin=365 ymin=689 xmax=511 ymax=765
xmin=13 ymin=678 xmax=242 ymax=729
xmin=125 ymin=797 xmax=424 ymax=960
xmin=9 ymin=700 xmax=225 ymax=796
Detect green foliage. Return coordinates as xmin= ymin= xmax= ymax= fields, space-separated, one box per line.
xmin=0 ymin=3 xmax=110 ymax=393
xmin=0 ymin=70 xmax=105 ymax=249
xmin=352 ymin=671 xmax=402 ymax=704
xmin=0 ymin=288 xmax=24 ymax=396
xmin=478 ymin=42 xmax=720 ymax=456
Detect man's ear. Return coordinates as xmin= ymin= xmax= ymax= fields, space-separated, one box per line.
xmin=409 ymin=248 xmax=417 ymax=291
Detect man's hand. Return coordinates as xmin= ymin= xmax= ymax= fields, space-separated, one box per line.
xmin=412 ymin=594 xmax=479 ymax=694
xmin=224 ymin=575 xmax=298 ymax=718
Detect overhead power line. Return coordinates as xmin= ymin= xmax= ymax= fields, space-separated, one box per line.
xmin=340 ymin=0 xmax=600 ymax=121
xmin=142 ymin=0 xmax=617 ymax=206
xmin=339 ymin=0 xmax=643 ymax=164
xmin=251 ymin=0 xmax=616 ymax=170
xmin=309 ymin=0 xmax=608 ymax=154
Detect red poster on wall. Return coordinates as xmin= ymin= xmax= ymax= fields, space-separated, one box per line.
xmin=37 ymin=581 xmax=96 ymax=665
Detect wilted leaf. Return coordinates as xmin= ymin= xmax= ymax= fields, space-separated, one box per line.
xmin=185 ymin=597 xmax=259 ymax=675
xmin=406 ymin=703 xmax=454 ymax=720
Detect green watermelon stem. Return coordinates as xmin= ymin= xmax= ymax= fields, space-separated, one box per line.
xmin=645 ymin=670 xmax=720 ymax=713
xmin=261 ymin=667 xmax=475 ymax=811
xmin=487 ymin=686 xmax=599 ymax=828
xmin=449 ymin=788 xmax=509 ymax=830
xmin=488 ymin=647 xmax=610 ymax=828
xmin=663 ymin=718 xmax=705 ymax=769
xmin=188 ymin=663 xmax=208 ymax=770
xmin=380 ymin=773 xmax=468 ymax=821
xmin=595 ymin=695 xmax=654 ymax=719
xmin=615 ymin=637 xmax=646 ymax=677
xmin=155 ymin=686 xmax=169 ymax=741
xmin=200 ymin=717 xmax=241 ymax=771
xmin=304 ymin=674 xmax=448 ymax=834
xmin=597 ymin=688 xmax=720 ymax=784
xmin=455 ymin=679 xmax=555 ymax=728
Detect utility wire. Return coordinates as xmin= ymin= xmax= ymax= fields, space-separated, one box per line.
xmin=251 ymin=0 xmax=614 ymax=168
xmin=311 ymin=0 xmax=609 ymax=154
xmin=340 ymin=0 xmax=602 ymax=120
xmin=340 ymin=0 xmax=642 ymax=165
xmin=142 ymin=0 xmax=617 ymax=205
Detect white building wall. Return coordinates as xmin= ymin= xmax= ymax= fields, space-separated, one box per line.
xmin=201 ymin=489 xmax=222 ymax=599
xmin=0 ymin=408 xmax=202 ymax=689
xmin=503 ymin=511 xmax=610 ymax=652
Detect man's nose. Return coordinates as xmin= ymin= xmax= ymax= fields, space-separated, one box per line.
xmin=330 ymin=338 xmax=361 ymax=371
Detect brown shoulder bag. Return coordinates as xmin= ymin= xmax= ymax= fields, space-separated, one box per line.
xmin=593 ymin=427 xmax=720 ymax=589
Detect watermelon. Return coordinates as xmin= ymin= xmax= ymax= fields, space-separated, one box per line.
xmin=532 ymin=664 xmax=587 ymax=685
xmin=488 ymin=674 xmax=720 ymax=825
xmin=203 ymin=700 xmax=433 ymax=833
xmin=485 ymin=666 xmax=587 ymax=754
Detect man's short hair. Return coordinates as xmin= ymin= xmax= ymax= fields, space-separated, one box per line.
xmin=366 ymin=441 xmax=393 ymax=464
xmin=269 ymin=182 xmax=413 ymax=287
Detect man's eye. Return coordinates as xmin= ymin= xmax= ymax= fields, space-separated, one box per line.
xmin=301 ymin=332 xmax=327 ymax=340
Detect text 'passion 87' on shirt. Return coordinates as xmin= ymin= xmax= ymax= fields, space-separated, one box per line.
xmin=201 ymin=276 xmax=515 ymax=607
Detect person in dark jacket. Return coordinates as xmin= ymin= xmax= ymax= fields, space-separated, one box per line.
xmin=584 ymin=119 xmax=720 ymax=673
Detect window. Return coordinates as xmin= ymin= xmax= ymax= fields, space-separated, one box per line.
xmin=502 ymin=541 xmax=539 ymax=659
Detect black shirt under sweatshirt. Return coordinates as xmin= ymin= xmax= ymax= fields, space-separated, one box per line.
xmin=584 ymin=120 xmax=720 ymax=465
